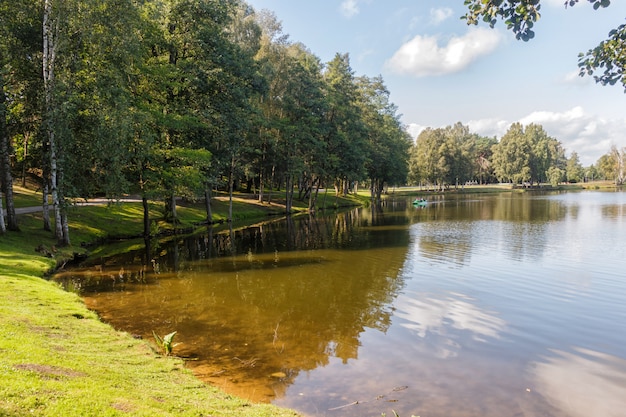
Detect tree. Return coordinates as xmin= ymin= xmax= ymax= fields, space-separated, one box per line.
xmin=356 ymin=75 xmax=411 ymax=201
xmin=469 ymin=135 xmax=498 ymax=184
xmin=1 ymin=0 xmax=46 ymax=233
xmin=491 ymin=123 xmax=564 ymax=184
xmin=409 ymin=123 xmax=478 ymax=190
xmin=322 ymin=53 xmax=368 ymax=197
xmin=601 ymin=145 xmax=626 ymax=184
xmin=43 ymin=0 xmax=68 ymax=245
xmin=463 ymin=0 xmax=626 ymax=90
xmin=566 ymin=151 xmax=584 ymax=182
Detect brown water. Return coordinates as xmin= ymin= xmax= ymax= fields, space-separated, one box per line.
xmin=54 ymin=191 xmax=626 ymax=417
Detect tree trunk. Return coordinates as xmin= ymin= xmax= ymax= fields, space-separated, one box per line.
xmin=61 ymin=208 xmax=70 ymax=246
xmin=267 ymin=165 xmax=275 ymax=204
xmin=21 ymin=132 xmax=28 ymax=187
xmin=0 ymin=190 xmax=5 ymax=234
xmin=0 ymin=73 xmax=18 ymax=231
xmin=42 ymin=181 xmax=51 ymax=231
xmin=308 ymin=177 xmax=319 ymax=212
xmin=165 ymin=193 xmax=177 ymax=223
xmin=285 ymin=174 xmax=293 ymax=214
xmin=142 ymin=196 xmax=150 ymax=238
xmin=44 ymin=0 xmax=66 ymax=245
xmin=204 ymin=186 xmax=213 ymax=224
xmin=258 ymin=167 xmax=264 ymax=203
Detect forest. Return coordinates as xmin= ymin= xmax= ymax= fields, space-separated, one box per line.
xmin=1 ymin=0 xmax=625 ymax=243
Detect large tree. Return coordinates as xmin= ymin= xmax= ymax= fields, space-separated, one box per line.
xmin=1 ymin=0 xmax=43 ymax=233
xmin=491 ymin=123 xmax=565 ymax=184
xmin=323 ymin=53 xmax=367 ymax=197
xmin=463 ymin=0 xmax=626 ymax=90
xmin=356 ymin=75 xmax=411 ymax=201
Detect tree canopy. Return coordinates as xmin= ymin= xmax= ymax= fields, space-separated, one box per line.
xmin=0 ymin=0 xmax=410 ymax=241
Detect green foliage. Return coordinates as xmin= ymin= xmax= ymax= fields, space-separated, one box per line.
xmin=153 ymin=331 xmax=180 ymax=356
xmin=578 ymin=21 xmax=626 ymax=90
xmin=462 ymin=0 xmax=542 ymax=41
xmin=595 ymin=145 xmax=626 ymax=184
xmin=491 ymin=123 xmax=565 ymax=184
xmin=409 ymin=123 xmax=488 ymax=189
xmin=356 ymin=75 xmax=412 ymax=199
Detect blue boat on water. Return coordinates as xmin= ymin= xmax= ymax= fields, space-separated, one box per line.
xmin=413 ymin=198 xmax=427 ymax=207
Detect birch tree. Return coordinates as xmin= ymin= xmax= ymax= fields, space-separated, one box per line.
xmin=43 ymin=0 xmax=68 ymax=245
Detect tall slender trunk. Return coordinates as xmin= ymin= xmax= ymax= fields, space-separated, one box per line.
xmin=285 ymin=174 xmax=293 ymax=214
xmin=61 ymin=208 xmax=70 ymax=245
xmin=258 ymin=168 xmax=264 ymax=203
xmin=43 ymin=0 xmax=66 ymax=245
xmin=228 ymin=157 xmax=234 ymax=222
xmin=0 ymin=73 xmax=18 ymax=231
xmin=21 ymin=132 xmax=28 ymax=187
xmin=42 ymin=181 xmax=51 ymax=231
xmin=0 ymin=189 xmax=5 ymax=234
xmin=308 ymin=177 xmax=319 ymax=212
xmin=142 ymin=196 xmax=150 ymax=238
xmin=204 ymin=186 xmax=213 ymax=224
xmin=267 ymin=165 xmax=275 ymax=204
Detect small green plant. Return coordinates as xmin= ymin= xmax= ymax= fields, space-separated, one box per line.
xmin=152 ymin=331 xmax=179 ymax=356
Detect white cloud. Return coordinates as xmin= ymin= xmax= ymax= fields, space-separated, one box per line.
xmin=340 ymin=0 xmax=359 ymax=18
xmin=467 ymin=107 xmax=626 ymax=166
xmin=406 ymin=123 xmax=427 ymax=140
xmin=429 ymin=7 xmax=453 ymax=25
xmin=385 ymin=28 xmax=503 ymax=77
xmin=467 ymin=118 xmax=511 ymax=138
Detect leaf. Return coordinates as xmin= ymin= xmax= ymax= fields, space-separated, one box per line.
xmin=163 ymin=331 xmax=178 ymax=344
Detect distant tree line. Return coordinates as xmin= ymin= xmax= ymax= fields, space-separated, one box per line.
xmin=0 ymin=0 xmax=411 ymax=241
xmin=408 ymin=122 xmax=625 ymax=189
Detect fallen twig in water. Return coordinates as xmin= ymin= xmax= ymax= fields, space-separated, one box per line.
xmin=232 ymin=357 xmax=259 ymax=368
xmin=328 ymin=385 xmax=408 ymax=411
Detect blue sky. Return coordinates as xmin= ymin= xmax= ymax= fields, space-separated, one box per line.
xmin=245 ymin=0 xmax=626 ymax=166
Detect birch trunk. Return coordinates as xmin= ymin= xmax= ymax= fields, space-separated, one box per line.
xmin=43 ymin=0 xmax=65 ymax=244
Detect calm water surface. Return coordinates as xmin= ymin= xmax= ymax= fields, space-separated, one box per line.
xmin=55 ymin=191 xmax=626 ymax=417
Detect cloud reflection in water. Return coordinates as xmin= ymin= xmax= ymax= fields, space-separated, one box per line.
xmin=531 ymin=348 xmax=626 ymax=417
xmin=394 ymin=291 xmax=506 ymax=357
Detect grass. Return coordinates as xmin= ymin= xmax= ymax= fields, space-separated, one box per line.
xmin=0 ymin=186 xmax=330 ymax=417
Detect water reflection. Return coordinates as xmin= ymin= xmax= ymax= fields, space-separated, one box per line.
xmin=56 ymin=209 xmax=410 ymax=402
xmin=54 ymin=191 xmax=626 ymax=416
xmin=395 ymin=291 xmax=506 ymax=353
xmin=531 ymin=348 xmax=626 ymax=417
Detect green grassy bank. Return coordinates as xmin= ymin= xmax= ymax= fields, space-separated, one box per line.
xmin=2 ymin=187 xmax=365 ymax=417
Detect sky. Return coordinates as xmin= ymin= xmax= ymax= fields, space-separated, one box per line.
xmin=244 ymin=0 xmax=626 ymax=166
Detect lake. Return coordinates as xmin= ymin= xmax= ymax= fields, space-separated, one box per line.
xmin=54 ymin=190 xmax=626 ymax=417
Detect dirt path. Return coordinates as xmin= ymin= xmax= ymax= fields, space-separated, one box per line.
xmin=15 ymin=197 xmax=143 ymax=215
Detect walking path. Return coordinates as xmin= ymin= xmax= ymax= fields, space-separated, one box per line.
xmin=14 ymin=197 xmax=142 ymax=215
